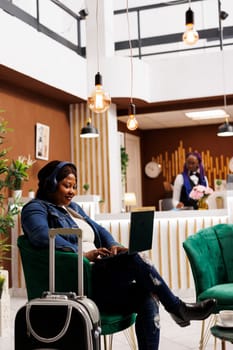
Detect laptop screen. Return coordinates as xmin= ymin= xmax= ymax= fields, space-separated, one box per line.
xmin=128 ymin=208 xmax=155 ymax=254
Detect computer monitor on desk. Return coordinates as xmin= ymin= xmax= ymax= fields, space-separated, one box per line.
xmin=227 ymin=174 xmax=233 ymax=190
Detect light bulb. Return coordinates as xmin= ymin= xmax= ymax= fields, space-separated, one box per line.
xmin=127 ymin=103 xmax=138 ymax=131
xmin=87 ymin=72 xmax=111 ymax=114
xmin=183 ymin=8 xmax=199 ymax=45
xmin=127 ymin=116 xmax=138 ymax=130
xmin=183 ymin=24 xmax=199 ymax=45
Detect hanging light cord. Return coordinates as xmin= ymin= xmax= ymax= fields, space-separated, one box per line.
xmin=96 ymin=0 xmax=100 ymax=72
xmin=222 ymin=54 xmax=227 ymax=112
xmin=220 ymin=14 xmax=227 ymax=113
xmin=126 ymin=0 xmax=133 ymax=104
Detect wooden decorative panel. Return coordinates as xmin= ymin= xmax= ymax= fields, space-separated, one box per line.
xmin=153 ymin=140 xmax=231 ymax=189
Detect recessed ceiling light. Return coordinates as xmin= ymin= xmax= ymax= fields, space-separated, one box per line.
xmin=185 ymin=109 xmax=229 ymax=120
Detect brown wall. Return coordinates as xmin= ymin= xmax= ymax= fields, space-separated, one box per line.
xmin=0 ymin=82 xmax=71 ymax=196
xmin=141 ymin=125 xmax=233 ymax=209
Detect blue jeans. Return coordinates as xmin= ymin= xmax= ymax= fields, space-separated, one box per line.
xmin=93 ymin=253 xmax=181 ymax=349
xmin=132 ymin=254 xmax=181 ymax=349
xmin=133 ymin=254 xmax=181 ymax=313
xmin=135 ymin=296 xmax=160 ymax=350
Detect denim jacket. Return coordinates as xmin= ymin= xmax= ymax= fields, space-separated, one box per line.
xmin=21 ymin=199 xmax=119 ymax=252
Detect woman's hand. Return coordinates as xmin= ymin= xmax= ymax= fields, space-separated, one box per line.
xmin=176 ymin=202 xmax=184 ymax=209
xmin=109 ymin=245 xmax=128 ymax=255
xmin=84 ymin=248 xmax=112 ymax=261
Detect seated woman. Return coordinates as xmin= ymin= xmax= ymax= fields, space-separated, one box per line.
xmin=21 ymin=161 xmax=216 ymax=350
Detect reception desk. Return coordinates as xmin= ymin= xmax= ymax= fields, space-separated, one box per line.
xmin=11 ymin=191 xmax=233 ymax=296
xmin=95 ymin=209 xmax=229 ymax=292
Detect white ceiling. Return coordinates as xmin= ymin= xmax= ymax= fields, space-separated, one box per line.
xmin=114 ymin=0 xmax=233 ymax=130
xmin=118 ymin=105 xmax=233 ymax=130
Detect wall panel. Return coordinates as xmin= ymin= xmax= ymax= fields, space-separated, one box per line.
xmin=70 ymin=103 xmax=111 ymax=212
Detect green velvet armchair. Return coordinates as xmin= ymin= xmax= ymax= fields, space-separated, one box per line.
xmin=17 ymin=235 xmax=137 ymax=349
xmin=183 ymin=223 xmax=233 ymax=350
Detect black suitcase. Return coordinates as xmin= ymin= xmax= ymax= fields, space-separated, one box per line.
xmin=15 ymin=228 xmax=101 ymax=350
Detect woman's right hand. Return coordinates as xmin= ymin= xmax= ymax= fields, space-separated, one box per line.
xmin=84 ymin=248 xmax=112 ymax=261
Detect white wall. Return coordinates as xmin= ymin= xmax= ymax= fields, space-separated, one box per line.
xmin=148 ymin=49 xmax=233 ymax=102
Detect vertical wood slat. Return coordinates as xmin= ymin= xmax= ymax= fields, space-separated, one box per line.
xmin=184 ymin=220 xmax=190 ymax=289
xmin=157 ymin=221 xmax=162 ymax=276
xmin=176 ymin=220 xmax=181 ymax=289
xmin=167 ymin=221 xmax=172 ymax=288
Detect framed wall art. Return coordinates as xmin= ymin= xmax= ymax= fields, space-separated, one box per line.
xmin=36 ymin=123 xmax=50 ymax=160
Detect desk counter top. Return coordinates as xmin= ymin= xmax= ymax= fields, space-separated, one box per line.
xmin=95 ymin=208 xmax=228 ymax=221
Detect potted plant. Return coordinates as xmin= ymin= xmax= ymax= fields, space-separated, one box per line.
xmin=99 ymin=198 xmax=105 ymax=213
xmin=83 ymin=183 xmax=90 ymax=194
xmin=28 ymin=188 xmax=35 ymax=199
xmin=0 ymin=118 xmax=20 ymax=299
xmin=6 ymin=154 xmax=36 ymax=198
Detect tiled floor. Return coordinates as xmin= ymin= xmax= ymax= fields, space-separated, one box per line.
xmin=0 ymin=292 xmax=231 ymax=350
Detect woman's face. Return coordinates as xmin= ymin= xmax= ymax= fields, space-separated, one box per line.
xmin=51 ymin=173 xmax=77 ymax=206
xmin=185 ymin=155 xmax=199 ymax=172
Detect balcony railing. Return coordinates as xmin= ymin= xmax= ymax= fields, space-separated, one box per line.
xmin=1 ymin=0 xmax=232 ymax=60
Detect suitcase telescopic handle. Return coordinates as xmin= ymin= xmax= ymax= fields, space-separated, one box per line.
xmin=49 ymin=228 xmax=83 ymax=296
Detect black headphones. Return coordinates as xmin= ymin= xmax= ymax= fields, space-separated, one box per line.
xmin=47 ymin=161 xmax=76 ymax=192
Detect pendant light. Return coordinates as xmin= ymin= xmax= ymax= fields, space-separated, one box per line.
xmin=80 ymin=118 xmax=99 ymax=138
xmin=127 ymin=102 xmax=138 ymax=131
xmin=217 ymin=2 xmax=233 ymax=137
xmin=87 ymin=0 xmax=111 ymax=114
xmin=182 ymin=1 xmax=199 ymax=45
xmin=217 ymin=120 xmax=233 ymax=137
xmin=126 ymin=0 xmax=138 ymax=131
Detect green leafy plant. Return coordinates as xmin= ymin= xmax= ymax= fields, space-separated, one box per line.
xmin=0 ymin=273 xmax=5 ymax=297
xmin=216 ymin=179 xmax=222 ymax=186
xmin=83 ymin=183 xmax=90 ymax=194
xmin=6 ymin=155 xmax=36 ymax=190
xmin=120 ymin=146 xmax=129 ymax=184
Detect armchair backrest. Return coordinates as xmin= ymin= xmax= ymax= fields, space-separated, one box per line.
xmin=17 ymin=235 xmax=92 ymax=300
xmin=183 ymin=224 xmax=233 ymax=297
xmin=213 ymin=224 xmax=233 ymax=282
